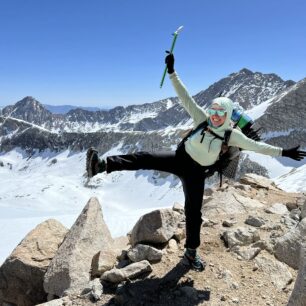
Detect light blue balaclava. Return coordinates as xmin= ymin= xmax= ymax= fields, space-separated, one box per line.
xmin=208 ymin=97 xmax=234 ymax=132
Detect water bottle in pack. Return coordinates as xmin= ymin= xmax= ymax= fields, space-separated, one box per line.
xmin=231 ymin=102 xmax=254 ymax=133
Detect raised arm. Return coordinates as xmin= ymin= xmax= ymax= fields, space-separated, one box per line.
xmin=166 ymin=54 xmax=207 ymax=127
xmin=229 ymin=129 xmax=306 ymax=161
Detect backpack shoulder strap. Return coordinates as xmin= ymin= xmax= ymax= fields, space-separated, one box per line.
xmin=223 ymin=128 xmax=233 ymax=145
xmin=193 ymin=120 xmax=209 ymax=135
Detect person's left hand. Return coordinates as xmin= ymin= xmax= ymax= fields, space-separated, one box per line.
xmin=282 ymin=145 xmax=306 ymax=161
xmin=165 ymin=52 xmax=175 ymax=74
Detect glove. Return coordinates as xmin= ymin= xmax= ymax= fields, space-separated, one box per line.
xmin=282 ymin=145 xmax=306 ymax=161
xmin=165 ymin=52 xmax=175 ymax=74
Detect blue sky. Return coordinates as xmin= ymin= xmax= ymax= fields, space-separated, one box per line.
xmin=0 ymin=0 xmax=305 ymax=108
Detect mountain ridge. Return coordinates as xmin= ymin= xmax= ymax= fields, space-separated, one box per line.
xmin=1 ymin=68 xmax=295 ymax=133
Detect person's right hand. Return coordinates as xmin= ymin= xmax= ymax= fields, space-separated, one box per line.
xmin=165 ymin=52 xmax=175 ymax=74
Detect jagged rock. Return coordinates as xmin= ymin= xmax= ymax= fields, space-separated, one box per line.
xmin=240 ymin=173 xmax=276 ymax=189
xmin=265 ymin=203 xmax=288 ymax=215
xmin=91 ymin=249 xmax=117 ymax=277
xmin=288 ymin=243 xmax=306 ymax=306
xmin=172 ymin=202 xmax=184 ymax=214
xmin=129 ymin=208 xmax=180 ymax=246
xmin=255 ymin=252 xmax=293 ymax=291
xmin=127 ymin=244 xmax=163 ymax=262
xmin=245 ymin=215 xmax=265 ymax=227
xmin=0 ymin=219 xmax=68 ymax=306
xmin=44 ymin=197 xmax=113 ymax=297
xmin=233 ymin=246 xmax=261 ymax=260
xmin=221 ymin=227 xmax=260 ymax=248
xmin=274 ymin=218 xmax=306 ymax=269
xmin=101 ymin=260 xmax=152 ymax=283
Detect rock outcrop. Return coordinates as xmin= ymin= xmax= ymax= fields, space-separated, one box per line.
xmin=43 ymin=197 xmax=113 ymax=297
xmin=129 ymin=208 xmax=180 ymax=246
xmin=274 ymin=218 xmax=306 ymax=269
xmin=0 ymin=219 xmax=67 ymax=306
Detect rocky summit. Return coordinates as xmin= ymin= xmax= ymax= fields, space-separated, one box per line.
xmin=1 ymin=174 xmax=306 ymax=306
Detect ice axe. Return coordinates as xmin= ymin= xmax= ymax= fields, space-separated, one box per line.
xmin=160 ymin=25 xmax=184 ymax=88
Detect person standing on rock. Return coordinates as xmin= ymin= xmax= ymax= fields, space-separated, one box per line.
xmin=85 ymin=53 xmax=306 ymax=272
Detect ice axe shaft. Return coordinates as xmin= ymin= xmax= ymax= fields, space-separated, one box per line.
xmin=160 ymin=26 xmax=183 ymax=88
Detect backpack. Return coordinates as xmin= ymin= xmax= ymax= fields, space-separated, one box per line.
xmin=177 ymin=120 xmax=261 ymax=186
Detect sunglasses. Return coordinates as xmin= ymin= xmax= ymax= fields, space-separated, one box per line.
xmin=207 ymin=108 xmax=227 ymax=116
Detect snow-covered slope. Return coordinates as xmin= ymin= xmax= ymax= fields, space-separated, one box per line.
xmin=0 ymin=149 xmax=183 ymax=265
xmin=274 ymin=163 xmax=306 ymax=192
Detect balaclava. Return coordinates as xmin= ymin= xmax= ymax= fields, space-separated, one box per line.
xmin=208 ymin=97 xmax=234 ymax=132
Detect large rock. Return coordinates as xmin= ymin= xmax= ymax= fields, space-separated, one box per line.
xmin=127 ymin=244 xmax=163 ymax=262
xmin=255 ymin=252 xmax=293 ymax=291
xmin=240 ymin=173 xmax=276 ymax=189
xmin=274 ymin=218 xmax=306 ymax=269
xmin=221 ymin=227 xmax=260 ymax=248
xmin=44 ymin=197 xmax=113 ymax=297
xmin=288 ymin=243 xmax=306 ymax=306
xmin=130 ymin=209 xmax=180 ymax=246
xmin=101 ymin=260 xmax=152 ymax=283
xmin=0 ymin=219 xmax=68 ymax=306
xmin=203 ymin=189 xmax=264 ymax=217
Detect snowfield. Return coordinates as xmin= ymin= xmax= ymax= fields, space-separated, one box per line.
xmin=0 ymin=149 xmax=183 ymax=264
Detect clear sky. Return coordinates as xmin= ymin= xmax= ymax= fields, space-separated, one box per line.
xmin=0 ymin=0 xmax=305 ymax=108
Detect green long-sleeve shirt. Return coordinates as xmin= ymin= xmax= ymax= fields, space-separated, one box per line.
xmin=169 ymin=72 xmax=282 ymax=166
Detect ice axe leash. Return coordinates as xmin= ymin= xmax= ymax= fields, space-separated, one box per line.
xmin=160 ymin=25 xmax=184 ymax=88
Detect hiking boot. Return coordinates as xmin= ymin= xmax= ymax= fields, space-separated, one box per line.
xmin=86 ymin=147 xmax=106 ymax=178
xmin=184 ymin=248 xmax=206 ymax=272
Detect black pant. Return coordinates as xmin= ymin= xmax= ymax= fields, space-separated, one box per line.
xmin=106 ymin=147 xmax=206 ymax=249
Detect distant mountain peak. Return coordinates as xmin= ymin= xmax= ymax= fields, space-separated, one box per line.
xmin=239 ymin=68 xmax=253 ymax=75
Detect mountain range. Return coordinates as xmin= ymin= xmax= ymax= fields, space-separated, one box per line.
xmin=1 ymin=68 xmax=305 ymax=161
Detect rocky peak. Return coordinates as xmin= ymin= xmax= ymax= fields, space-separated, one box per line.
xmin=239 ymin=68 xmax=253 ymax=75
xmin=2 ymin=96 xmax=53 ymax=125
xmin=254 ymin=77 xmax=306 ymax=149
xmin=194 ymin=68 xmax=295 ymax=110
